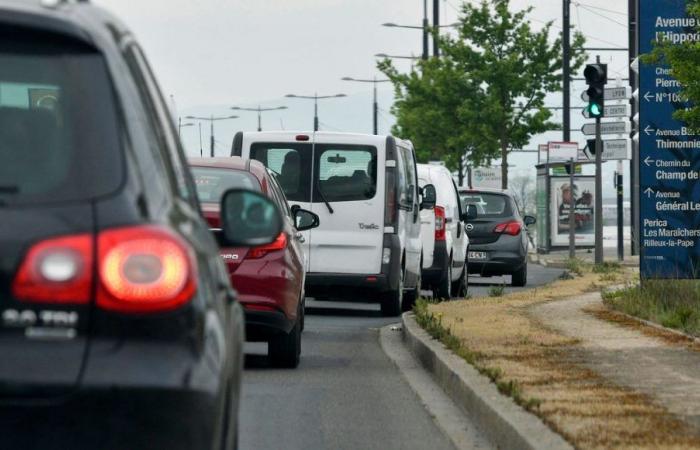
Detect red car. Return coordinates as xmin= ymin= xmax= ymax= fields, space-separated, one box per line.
xmin=189 ymin=157 xmax=319 ymax=368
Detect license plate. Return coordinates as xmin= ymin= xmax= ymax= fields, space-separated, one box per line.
xmin=468 ymin=251 xmax=487 ymax=260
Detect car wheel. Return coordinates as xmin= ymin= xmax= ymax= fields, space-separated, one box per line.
xmin=434 ymin=258 xmax=452 ymax=299
xmin=451 ymin=262 xmax=468 ymax=298
xmin=269 ymin=311 xmax=301 ymax=368
xmin=402 ymin=262 xmax=421 ymax=313
xmin=511 ymin=263 xmax=527 ymax=287
xmin=381 ymin=268 xmax=403 ymax=317
xmin=300 ymin=296 xmax=305 ymax=333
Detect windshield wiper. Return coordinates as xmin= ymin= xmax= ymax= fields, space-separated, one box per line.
xmin=316 ymin=180 xmax=334 ymax=214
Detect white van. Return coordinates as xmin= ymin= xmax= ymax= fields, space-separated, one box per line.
xmin=417 ymin=164 xmax=471 ymax=298
xmin=232 ymin=131 xmax=435 ymax=316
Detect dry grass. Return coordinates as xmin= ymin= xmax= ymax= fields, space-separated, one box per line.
xmin=422 ymin=265 xmax=700 ymax=449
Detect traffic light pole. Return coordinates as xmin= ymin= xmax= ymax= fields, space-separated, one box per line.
xmin=616 ymin=164 xmax=624 ymax=261
xmin=569 ymin=158 xmax=576 ymax=259
xmin=595 ymin=115 xmax=604 ymax=264
xmin=563 ymin=0 xmax=571 ymax=142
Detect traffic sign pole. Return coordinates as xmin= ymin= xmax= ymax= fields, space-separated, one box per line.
xmin=569 ymin=158 xmax=576 ymax=259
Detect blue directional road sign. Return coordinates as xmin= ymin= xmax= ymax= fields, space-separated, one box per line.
xmin=640 ymin=0 xmax=700 ymax=278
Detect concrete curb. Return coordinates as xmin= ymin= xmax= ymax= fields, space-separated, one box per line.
xmin=401 ymin=312 xmax=573 ymax=450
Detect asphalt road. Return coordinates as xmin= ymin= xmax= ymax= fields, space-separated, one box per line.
xmin=466 ymin=263 xmax=564 ymax=298
xmin=238 ymin=263 xmax=564 ymax=450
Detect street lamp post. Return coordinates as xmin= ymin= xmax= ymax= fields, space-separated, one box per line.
xmin=285 ymin=93 xmax=346 ymax=132
xmin=382 ymin=18 xmax=457 ymax=60
xmin=341 ymin=76 xmax=391 ymax=135
xmin=185 ymin=115 xmax=238 ymax=157
xmin=177 ymin=117 xmax=194 ymax=137
xmin=231 ymin=105 xmax=287 ymax=132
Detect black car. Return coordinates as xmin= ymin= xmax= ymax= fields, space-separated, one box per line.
xmin=459 ymin=188 xmax=536 ymax=287
xmin=0 ymin=2 xmax=281 ymax=449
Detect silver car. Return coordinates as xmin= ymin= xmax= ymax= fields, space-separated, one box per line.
xmin=459 ymin=188 xmax=536 ymax=287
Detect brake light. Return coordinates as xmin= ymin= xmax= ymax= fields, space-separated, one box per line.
xmin=248 ymin=233 xmax=287 ymax=259
xmin=494 ymin=221 xmax=522 ymax=236
xmin=384 ymin=168 xmax=397 ymax=227
xmin=97 ymin=225 xmax=197 ymax=313
xmin=12 ymin=234 xmax=93 ymax=304
xmin=296 ymin=135 xmax=310 ymax=141
xmin=434 ymin=206 xmax=446 ymax=241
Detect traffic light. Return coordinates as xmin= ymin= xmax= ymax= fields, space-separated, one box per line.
xmin=584 ymin=63 xmax=607 ymax=119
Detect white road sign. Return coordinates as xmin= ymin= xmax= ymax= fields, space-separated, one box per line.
xmin=582 ymin=104 xmax=629 ymax=119
xmin=582 ymin=138 xmax=631 ymax=161
xmin=581 ymin=121 xmax=630 ymax=136
xmin=547 ymin=141 xmax=578 ymax=163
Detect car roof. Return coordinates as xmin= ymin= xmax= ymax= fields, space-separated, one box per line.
xmin=238 ymin=131 xmax=411 ymax=149
xmin=0 ymin=1 xmax=131 ymax=47
xmin=458 ymin=187 xmax=511 ymax=196
xmin=188 ymin=157 xmax=269 ymax=190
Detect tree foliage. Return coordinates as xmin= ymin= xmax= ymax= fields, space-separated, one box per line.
xmin=644 ymin=0 xmax=700 ymax=131
xmin=379 ymin=0 xmax=586 ymax=188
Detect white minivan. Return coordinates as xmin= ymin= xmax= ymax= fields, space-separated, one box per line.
xmin=417 ymin=164 xmax=472 ymax=298
xmin=232 ymin=131 xmax=435 ymax=316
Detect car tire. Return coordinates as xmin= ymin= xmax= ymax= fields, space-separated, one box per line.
xmin=300 ymin=296 xmax=305 ymax=333
xmin=381 ymin=269 xmax=403 ymax=317
xmin=402 ymin=262 xmax=421 ymax=313
xmin=434 ymin=258 xmax=452 ymax=299
xmin=269 ymin=312 xmax=301 ymax=368
xmin=511 ymin=263 xmax=527 ymax=287
xmin=451 ymin=262 xmax=468 ymax=298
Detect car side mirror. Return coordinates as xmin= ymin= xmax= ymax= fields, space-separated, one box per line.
xmin=219 ymin=189 xmax=283 ymax=247
xmin=420 ymin=184 xmax=436 ymax=210
xmin=461 ymin=204 xmax=478 ymax=221
xmin=294 ymin=208 xmax=320 ymax=231
xmin=523 ymin=215 xmax=536 ymax=226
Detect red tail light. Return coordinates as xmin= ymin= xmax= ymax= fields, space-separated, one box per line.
xmin=494 ymin=221 xmax=522 ymax=236
xmin=384 ymin=168 xmax=397 ymax=227
xmin=97 ymin=225 xmax=197 ymax=313
xmin=12 ymin=234 xmax=93 ymax=304
xmin=434 ymin=206 xmax=446 ymax=241
xmin=248 ymin=233 xmax=287 ymax=259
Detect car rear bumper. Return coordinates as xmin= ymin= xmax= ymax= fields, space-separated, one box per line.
xmin=243 ymin=308 xmax=295 ymax=341
xmin=0 ymin=387 xmax=223 ymax=450
xmin=422 ymin=240 xmax=448 ymax=284
xmin=468 ymin=248 xmax=526 ymax=276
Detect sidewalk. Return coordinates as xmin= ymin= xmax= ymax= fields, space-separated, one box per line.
xmin=530 ymin=247 xmax=640 ymax=268
xmin=531 ymin=293 xmax=700 ymax=432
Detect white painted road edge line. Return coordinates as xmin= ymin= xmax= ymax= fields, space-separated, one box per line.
xmin=379 ymin=324 xmax=493 ymax=450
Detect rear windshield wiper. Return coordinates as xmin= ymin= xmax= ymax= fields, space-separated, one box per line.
xmin=316 ymin=180 xmax=334 ymax=214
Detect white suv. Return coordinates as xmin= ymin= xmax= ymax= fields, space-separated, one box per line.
xmin=232 ymin=131 xmax=435 ymax=316
xmin=418 ymin=164 xmax=471 ymax=298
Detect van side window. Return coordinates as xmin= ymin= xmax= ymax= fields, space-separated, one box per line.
xmin=398 ymin=146 xmax=416 ymax=210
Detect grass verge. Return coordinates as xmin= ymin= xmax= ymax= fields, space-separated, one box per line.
xmin=603 ymin=280 xmax=700 ymax=338
xmin=414 ymin=265 xmax=700 ymax=449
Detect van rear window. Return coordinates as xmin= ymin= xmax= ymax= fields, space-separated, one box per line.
xmin=0 ymin=33 xmax=122 ymax=206
xmin=250 ymin=142 xmax=377 ymax=203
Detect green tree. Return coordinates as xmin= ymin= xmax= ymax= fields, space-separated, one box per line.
xmin=380 ymin=0 xmax=586 ymax=189
xmin=644 ymin=0 xmax=700 ymax=131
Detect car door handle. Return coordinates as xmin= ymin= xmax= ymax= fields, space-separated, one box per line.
xmin=295 ymin=232 xmax=306 ymax=243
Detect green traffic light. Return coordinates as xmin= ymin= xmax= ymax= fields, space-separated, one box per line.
xmin=588 ymin=103 xmax=603 ymax=117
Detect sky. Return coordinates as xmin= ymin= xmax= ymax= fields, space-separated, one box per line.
xmin=92 ymin=0 xmax=631 ymax=196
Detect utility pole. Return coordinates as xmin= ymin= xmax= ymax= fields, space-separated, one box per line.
xmin=563 ymin=0 xmax=571 ymax=142
xmin=423 ymin=0 xmax=429 ymax=60
xmin=198 ymin=123 xmax=202 ymax=157
xmin=629 ymin=0 xmax=639 ymax=256
xmin=569 ymin=158 xmax=576 ymax=259
xmin=433 ymin=0 xmax=440 ymax=57
xmin=594 ymin=56 xmax=604 ymax=264
xmin=210 ymin=116 xmax=215 ymax=157
xmin=342 ymin=77 xmax=391 ymax=135
xmin=285 ymin=93 xmax=346 ymax=132
xmin=185 ymin=114 xmax=239 ymax=158
xmin=231 ymin=105 xmax=287 ymax=132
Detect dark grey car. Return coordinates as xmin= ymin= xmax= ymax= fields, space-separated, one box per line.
xmin=459 ymin=188 xmax=536 ymax=286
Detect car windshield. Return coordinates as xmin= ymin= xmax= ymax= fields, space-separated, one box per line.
xmin=460 ymin=192 xmax=511 ymax=218
xmin=191 ymin=166 xmax=261 ymax=203
xmin=0 ymin=33 xmax=122 ymax=206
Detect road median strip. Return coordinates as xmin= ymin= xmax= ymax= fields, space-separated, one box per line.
xmin=404 ymin=263 xmax=700 ymax=449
